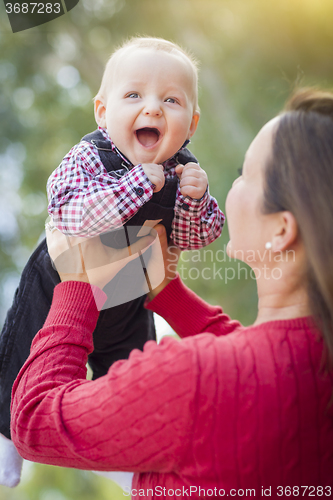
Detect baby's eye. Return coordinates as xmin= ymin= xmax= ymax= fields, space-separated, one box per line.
xmin=126 ymin=92 xmax=140 ymax=99
xmin=165 ymin=97 xmax=179 ymax=104
xmin=237 ymin=167 xmax=243 ymax=176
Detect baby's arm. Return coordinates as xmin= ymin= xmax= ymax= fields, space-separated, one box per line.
xmin=47 ymin=141 xmax=154 ymax=237
xmin=171 ymin=163 xmax=225 ymax=250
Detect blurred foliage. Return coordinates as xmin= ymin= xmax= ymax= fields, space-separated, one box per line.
xmin=1 ymin=0 xmax=333 ymax=497
xmin=0 ymin=461 xmax=124 ymax=499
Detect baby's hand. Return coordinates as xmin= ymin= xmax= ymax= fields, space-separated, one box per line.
xmin=175 ymin=162 xmax=208 ymax=200
xmin=142 ymin=163 xmax=165 ymax=193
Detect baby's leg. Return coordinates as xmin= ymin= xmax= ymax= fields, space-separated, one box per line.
xmin=0 ymin=238 xmax=60 ymax=439
xmin=89 ymin=295 xmax=155 ymax=379
xmin=88 ymin=245 xmax=156 ymax=379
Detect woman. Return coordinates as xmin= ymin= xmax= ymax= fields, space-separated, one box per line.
xmin=10 ymin=90 xmax=333 ymax=498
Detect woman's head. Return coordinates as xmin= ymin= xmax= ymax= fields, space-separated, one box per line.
xmin=225 ymin=117 xmax=280 ymax=263
xmin=227 ymin=88 xmax=333 ymax=364
xmin=262 ymin=88 xmax=333 ymax=365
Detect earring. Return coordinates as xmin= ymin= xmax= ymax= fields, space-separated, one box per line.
xmin=265 ymin=242 xmax=272 ymax=250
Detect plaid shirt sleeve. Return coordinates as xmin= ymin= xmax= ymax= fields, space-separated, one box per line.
xmin=47 ymin=141 xmax=154 ymax=237
xmin=171 ymin=185 xmax=225 ymax=250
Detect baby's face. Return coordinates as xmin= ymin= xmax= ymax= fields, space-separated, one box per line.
xmin=95 ymin=48 xmax=199 ymax=165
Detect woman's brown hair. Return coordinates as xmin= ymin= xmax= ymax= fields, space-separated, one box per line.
xmin=263 ymin=88 xmax=333 ymax=367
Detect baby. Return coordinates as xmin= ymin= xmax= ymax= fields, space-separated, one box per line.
xmin=0 ymin=37 xmax=224 ymax=453
xmin=48 ymin=37 xmax=222 ymax=245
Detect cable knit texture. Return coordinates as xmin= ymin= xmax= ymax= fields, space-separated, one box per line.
xmin=11 ymin=277 xmax=333 ymax=499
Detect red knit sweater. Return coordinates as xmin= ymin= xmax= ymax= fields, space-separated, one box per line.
xmin=11 ymin=277 xmax=333 ymax=499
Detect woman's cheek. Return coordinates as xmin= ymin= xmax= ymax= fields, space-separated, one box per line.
xmin=225 ymin=189 xmax=237 ymax=256
xmin=225 ymin=185 xmax=239 ymax=228
xmin=226 ymin=240 xmax=233 ymax=258
xmin=225 ymin=184 xmax=249 ymax=255
xmin=225 ymin=188 xmax=232 ymax=219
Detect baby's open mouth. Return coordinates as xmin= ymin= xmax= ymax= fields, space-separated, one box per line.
xmin=136 ymin=128 xmax=161 ymax=147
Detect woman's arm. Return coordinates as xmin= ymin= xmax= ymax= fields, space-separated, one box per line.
xmin=10 ymin=281 xmax=197 ymax=472
xmin=46 ymin=221 xmax=241 ymax=339
xmin=146 ymin=274 xmax=241 ymax=338
xmin=10 ymin=225 xmax=239 ymax=472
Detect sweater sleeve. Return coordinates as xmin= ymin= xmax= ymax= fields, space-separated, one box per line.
xmin=145 ymin=274 xmax=241 ymax=338
xmin=10 ymin=281 xmax=197 ymax=473
xmin=171 ymin=186 xmax=225 ymax=250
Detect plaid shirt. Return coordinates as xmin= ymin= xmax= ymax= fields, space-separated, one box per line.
xmin=47 ymin=128 xmax=224 ymax=250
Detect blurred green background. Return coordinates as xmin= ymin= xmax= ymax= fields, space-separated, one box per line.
xmin=1 ymin=0 xmax=333 ymax=498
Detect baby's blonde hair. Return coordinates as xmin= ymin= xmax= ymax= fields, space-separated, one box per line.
xmin=95 ymin=36 xmax=200 ymax=112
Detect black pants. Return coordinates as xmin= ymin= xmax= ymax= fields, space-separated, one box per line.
xmin=0 ymin=238 xmax=155 ymax=439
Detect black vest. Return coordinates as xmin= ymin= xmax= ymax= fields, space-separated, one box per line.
xmin=82 ymin=130 xmax=198 ymax=248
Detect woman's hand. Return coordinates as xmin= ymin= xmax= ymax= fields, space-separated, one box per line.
xmin=45 ymin=220 xmax=181 ymax=298
xmin=45 ymin=223 xmax=156 ymax=290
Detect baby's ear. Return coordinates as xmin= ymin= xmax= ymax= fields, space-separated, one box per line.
xmin=94 ymin=97 xmax=107 ymax=128
xmin=188 ymin=111 xmax=200 ymax=138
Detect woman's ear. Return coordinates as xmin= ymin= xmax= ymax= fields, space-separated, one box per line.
xmin=94 ymin=97 xmax=107 ymax=128
xmin=188 ymin=111 xmax=200 ymax=138
xmin=272 ymin=211 xmax=298 ymax=252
